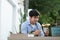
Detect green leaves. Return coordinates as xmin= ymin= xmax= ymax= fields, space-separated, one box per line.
xmin=29 ymin=0 xmax=60 ymax=25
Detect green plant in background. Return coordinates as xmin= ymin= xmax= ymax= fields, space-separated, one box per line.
xmin=29 ymin=0 xmax=60 ymax=26
xmin=58 ymin=10 xmax=60 ymax=20
xmin=19 ymin=9 xmax=23 ymax=33
xmin=19 ymin=0 xmax=29 ymax=33
xmin=19 ymin=9 xmax=26 ymax=33
xmin=19 ymin=9 xmax=26 ymax=25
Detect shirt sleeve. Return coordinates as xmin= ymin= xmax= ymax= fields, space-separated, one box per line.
xmin=21 ymin=23 xmax=27 ymax=34
xmin=37 ymin=23 xmax=45 ymax=37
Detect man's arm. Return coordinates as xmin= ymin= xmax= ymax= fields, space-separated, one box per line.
xmin=32 ymin=30 xmax=41 ymax=36
xmin=21 ymin=23 xmax=27 ymax=34
xmin=37 ymin=23 xmax=45 ymax=37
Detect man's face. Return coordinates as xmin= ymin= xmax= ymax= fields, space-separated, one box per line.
xmin=30 ymin=16 xmax=39 ymax=24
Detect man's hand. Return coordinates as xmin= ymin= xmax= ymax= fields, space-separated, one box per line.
xmin=45 ymin=30 xmax=49 ymax=36
xmin=33 ymin=30 xmax=41 ymax=36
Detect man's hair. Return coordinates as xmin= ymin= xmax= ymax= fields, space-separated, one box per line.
xmin=29 ymin=9 xmax=40 ymax=17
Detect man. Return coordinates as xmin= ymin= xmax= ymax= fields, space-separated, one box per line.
xmin=21 ymin=9 xmax=44 ymax=36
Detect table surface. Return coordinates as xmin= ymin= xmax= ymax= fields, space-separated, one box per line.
xmin=8 ymin=33 xmax=60 ymax=40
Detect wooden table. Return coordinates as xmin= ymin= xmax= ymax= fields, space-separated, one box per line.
xmin=8 ymin=33 xmax=60 ymax=40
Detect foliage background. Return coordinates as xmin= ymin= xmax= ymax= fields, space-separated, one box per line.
xmin=29 ymin=0 xmax=60 ymax=26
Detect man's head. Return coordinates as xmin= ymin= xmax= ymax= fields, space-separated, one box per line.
xmin=29 ymin=9 xmax=40 ymax=24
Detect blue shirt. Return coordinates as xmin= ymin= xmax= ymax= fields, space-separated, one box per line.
xmin=21 ymin=20 xmax=44 ymax=37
